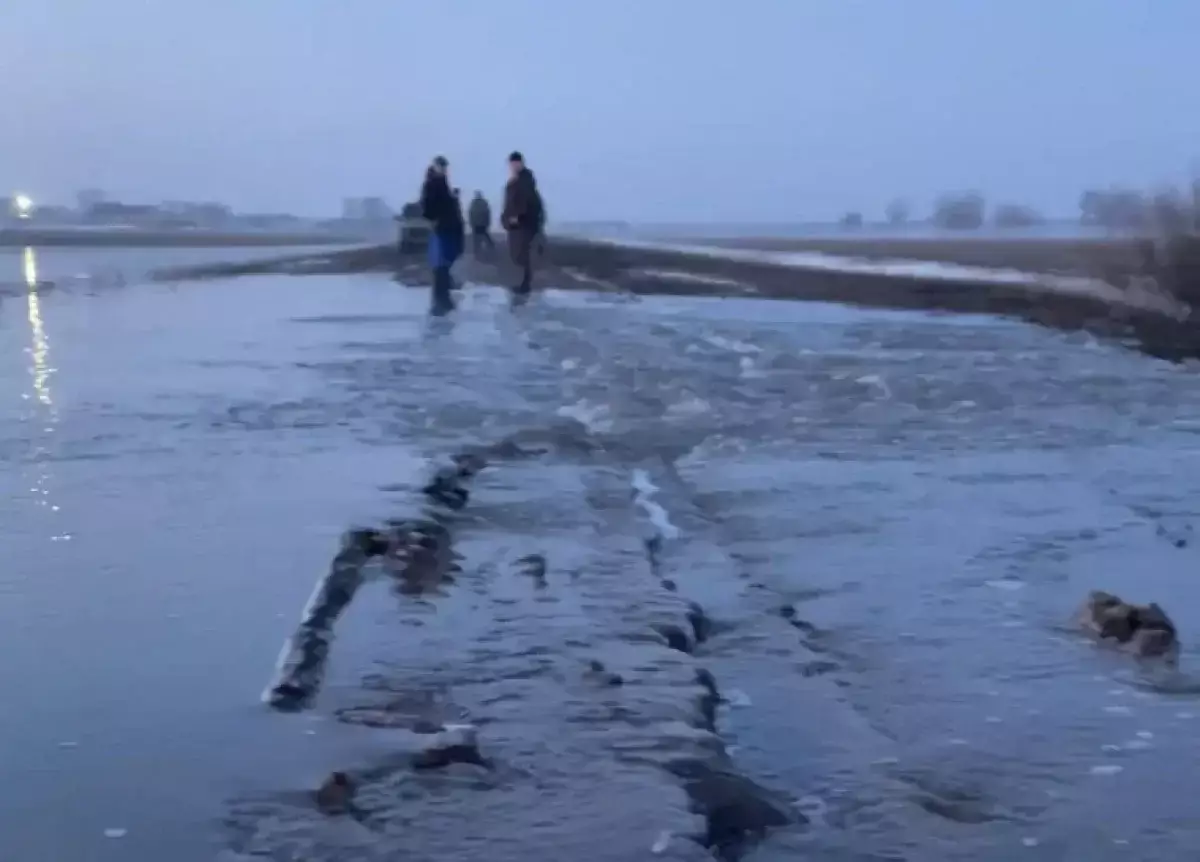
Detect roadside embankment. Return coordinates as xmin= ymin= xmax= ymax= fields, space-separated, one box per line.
xmin=689 ymin=235 xmax=1148 ymax=280
xmin=148 ymin=233 xmax=1200 ymax=362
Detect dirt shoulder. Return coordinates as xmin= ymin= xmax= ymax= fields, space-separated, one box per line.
xmin=689 ymin=235 xmax=1147 ymax=283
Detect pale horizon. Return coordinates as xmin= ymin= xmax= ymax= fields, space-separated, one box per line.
xmin=3 ymin=0 xmax=1197 ymax=222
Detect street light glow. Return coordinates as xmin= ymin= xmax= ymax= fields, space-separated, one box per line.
xmin=13 ymin=193 xmax=33 ymax=218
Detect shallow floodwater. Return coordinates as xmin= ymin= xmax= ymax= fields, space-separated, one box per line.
xmin=1 ymin=247 xmax=1198 ymax=861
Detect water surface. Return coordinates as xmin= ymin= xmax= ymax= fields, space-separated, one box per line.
xmin=1 ymin=247 xmax=1197 ymax=861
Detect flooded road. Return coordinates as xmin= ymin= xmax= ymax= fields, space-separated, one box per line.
xmin=2 ymin=247 xmax=1199 ymax=861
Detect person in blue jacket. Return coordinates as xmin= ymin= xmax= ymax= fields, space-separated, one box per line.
xmin=419 ymin=156 xmax=465 ymax=315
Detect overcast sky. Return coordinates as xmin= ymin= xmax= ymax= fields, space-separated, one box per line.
xmin=2 ymin=0 xmax=1195 ymax=222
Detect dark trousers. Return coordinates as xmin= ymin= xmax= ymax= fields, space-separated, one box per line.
xmin=431 ymin=266 xmax=455 ymax=315
xmin=428 ymin=231 xmax=462 ymax=316
xmin=471 ymin=227 xmax=494 ymax=256
xmin=507 ymin=228 xmax=540 ymax=296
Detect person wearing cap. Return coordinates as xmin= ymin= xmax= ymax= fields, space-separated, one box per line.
xmin=420 ymin=156 xmax=465 ymax=315
xmin=500 ymin=150 xmax=545 ymax=299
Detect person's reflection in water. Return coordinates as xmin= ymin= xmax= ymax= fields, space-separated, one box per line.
xmin=422 ymin=315 xmax=456 ymax=342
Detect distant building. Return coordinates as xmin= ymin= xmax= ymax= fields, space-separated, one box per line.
xmin=85 ymin=201 xmax=168 ymax=226
xmin=360 ymin=196 xmax=392 ymax=222
xmin=76 ymin=188 xmax=107 ymax=214
xmin=32 ymin=204 xmax=74 ymax=225
xmin=240 ymin=213 xmax=303 ymax=230
xmin=341 ymin=196 xmax=392 ymax=223
xmin=161 ymin=200 xmax=231 ymax=228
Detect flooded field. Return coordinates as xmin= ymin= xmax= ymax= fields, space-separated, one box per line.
xmin=1 ymin=247 xmax=1199 ymax=861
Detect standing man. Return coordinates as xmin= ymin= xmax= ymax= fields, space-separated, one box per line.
xmin=467 ymin=191 xmax=494 ymax=256
xmin=419 ymin=156 xmax=465 ymax=316
xmin=501 ymin=151 xmax=545 ymax=299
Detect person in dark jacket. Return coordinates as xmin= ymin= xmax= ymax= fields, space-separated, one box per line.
xmin=419 ymin=156 xmax=465 ymax=315
xmin=467 ymin=191 xmax=494 ymax=256
xmin=501 ymin=151 xmax=545 ymax=299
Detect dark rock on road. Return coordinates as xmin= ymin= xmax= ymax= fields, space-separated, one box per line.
xmin=1078 ymin=590 xmax=1181 ymax=664
xmin=584 ymin=659 xmax=625 ymax=687
xmin=315 ymin=772 xmax=356 ymax=816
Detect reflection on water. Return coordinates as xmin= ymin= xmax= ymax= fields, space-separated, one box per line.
xmin=20 ymin=247 xmax=67 ymax=539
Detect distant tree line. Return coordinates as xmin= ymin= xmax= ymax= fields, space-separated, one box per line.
xmin=926 ymin=193 xmax=1045 ymax=230
xmin=839 ymin=194 xmax=1046 ymax=231
xmin=842 ymin=178 xmax=1200 ymax=234
xmin=1079 ymin=183 xmax=1200 ymax=232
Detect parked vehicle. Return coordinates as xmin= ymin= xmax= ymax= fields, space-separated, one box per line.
xmin=396 ymin=202 xmax=430 ymax=254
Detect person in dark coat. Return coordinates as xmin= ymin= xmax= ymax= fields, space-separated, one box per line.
xmin=467 ymin=191 xmax=494 ymax=256
xmin=500 ymin=151 xmax=545 ymax=299
xmin=419 ymin=156 xmax=465 ymax=315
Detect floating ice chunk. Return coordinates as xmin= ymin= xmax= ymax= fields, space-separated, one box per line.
xmin=725 ymin=689 xmax=752 ymax=707
xmin=985 ymin=579 xmax=1024 ymax=591
xmin=703 ymin=334 xmax=760 ymax=354
xmin=651 ymin=830 xmax=672 ymax=854
xmin=631 ymin=469 xmax=682 ymax=540
xmin=634 ymin=268 xmax=750 ymax=290
xmin=794 ymin=794 xmax=828 ymax=823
